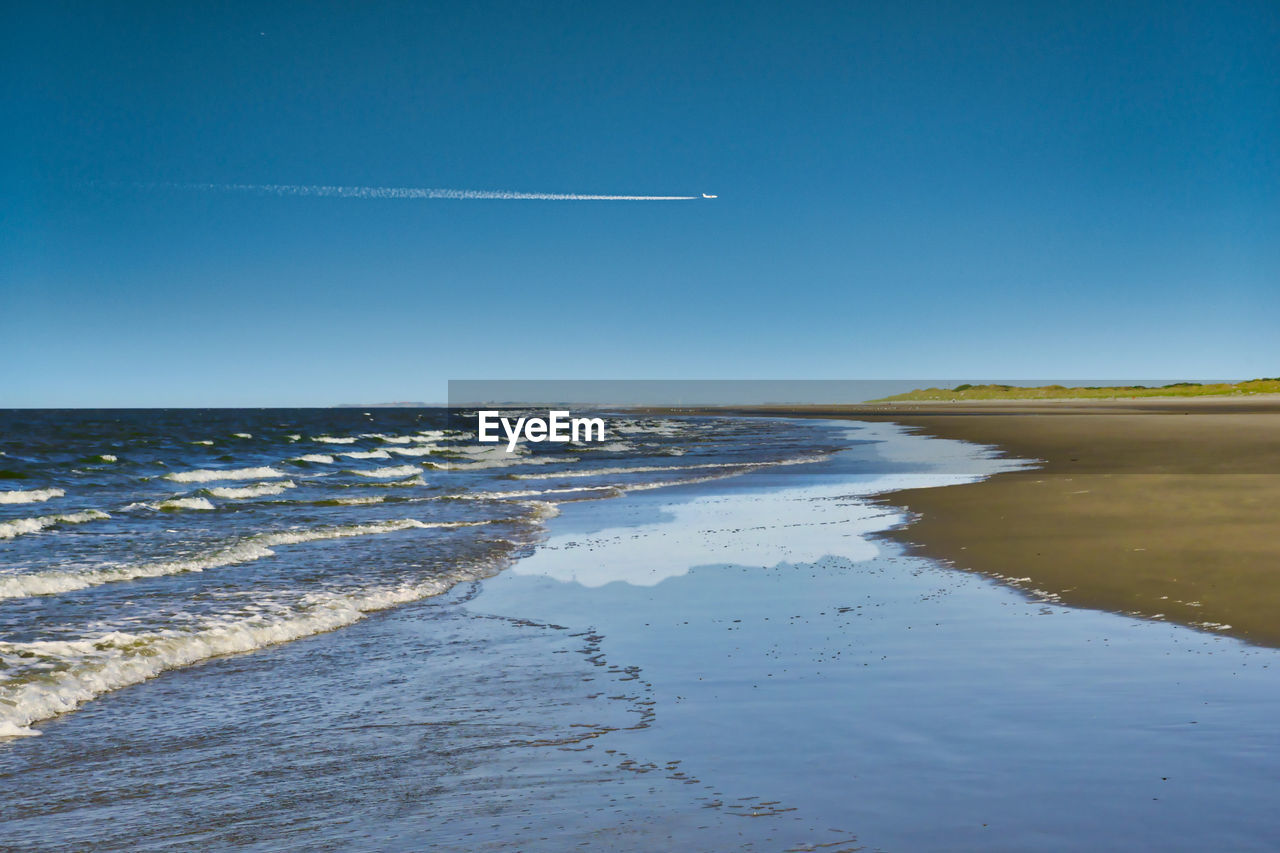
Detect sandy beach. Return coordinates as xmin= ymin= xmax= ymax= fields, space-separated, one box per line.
xmin=722 ymin=397 xmax=1280 ymax=647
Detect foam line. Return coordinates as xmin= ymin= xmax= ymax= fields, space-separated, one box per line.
xmin=0 ymin=518 xmax=472 ymax=600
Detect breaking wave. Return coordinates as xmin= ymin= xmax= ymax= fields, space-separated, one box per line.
xmin=154 ymin=497 xmax=216 ymax=512
xmin=352 ymin=465 xmax=421 ymax=479
xmin=205 ymin=481 xmax=297 ymax=500
xmin=0 ymin=550 xmax=510 ymax=737
xmin=164 ymin=466 xmax=288 ymax=483
xmin=0 ymin=488 xmax=65 ymax=505
xmin=0 ymin=510 xmax=110 ymax=540
xmin=291 ymin=454 xmax=335 ymax=464
xmin=0 ymin=519 xmax=459 ymax=600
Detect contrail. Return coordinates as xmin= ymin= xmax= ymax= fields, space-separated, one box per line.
xmin=155 ymin=182 xmax=699 ymax=201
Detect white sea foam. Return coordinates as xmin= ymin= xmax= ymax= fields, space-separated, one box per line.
xmin=0 ymin=553 xmax=511 ymax=736
xmin=291 ymin=454 xmax=335 ymax=464
xmin=312 ymin=436 xmax=358 ymax=444
xmin=386 ymin=446 xmax=437 ymax=457
xmin=455 ymin=444 xmax=525 ymax=457
xmin=519 ymin=501 xmax=561 ymax=522
xmin=441 ymin=446 xmax=577 ymax=470
xmin=0 ymin=510 xmax=110 ymax=540
xmin=164 ymin=466 xmax=287 ymax=483
xmin=0 ymin=488 xmax=65 ymax=505
xmin=93 ymin=454 xmax=118 ymax=463
xmin=329 ymin=496 xmax=385 ymax=506
xmin=462 ymin=485 xmax=623 ymax=500
xmin=508 ymin=460 xmax=759 ymax=479
xmin=445 ymin=457 xmax=574 ymax=471
xmin=365 ymin=433 xmax=441 ymax=445
xmin=155 ymin=497 xmax=215 ymax=512
xmin=352 ymin=465 xmax=421 ymax=479
xmin=340 ymin=450 xmax=391 ymax=460
xmin=205 ymin=481 xmax=296 ymax=500
xmin=233 ymin=433 xmax=252 ymax=439
xmin=0 ymin=518 xmax=452 ymax=600
xmin=362 ymin=433 xmax=414 ymax=444
xmin=360 ymin=475 xmax=426 ymax=488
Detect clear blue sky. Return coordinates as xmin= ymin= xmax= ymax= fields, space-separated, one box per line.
xmin=4 ymin=1 xmax=1277 ymax=406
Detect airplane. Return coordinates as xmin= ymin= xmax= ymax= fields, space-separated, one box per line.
xmin=702 ymin=193 xmax=717 ymax=199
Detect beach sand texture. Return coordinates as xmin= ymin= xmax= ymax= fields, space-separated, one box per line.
xmin=733 ymin=397 xmax=1280 ymax=647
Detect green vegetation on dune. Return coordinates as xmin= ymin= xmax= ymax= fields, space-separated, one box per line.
xmin=872 ymin=378 xmax=1280 ymax=402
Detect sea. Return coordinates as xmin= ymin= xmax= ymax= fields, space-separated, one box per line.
xmin=0 ymin=409 xmax=846 ymax=739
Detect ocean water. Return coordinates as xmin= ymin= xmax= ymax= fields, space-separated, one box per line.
xmin=0 ymin=409 xmax=845 ymax=739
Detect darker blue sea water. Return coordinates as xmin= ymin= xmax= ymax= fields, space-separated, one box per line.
xmin=0 ymin=408 xmax=844 ymax=737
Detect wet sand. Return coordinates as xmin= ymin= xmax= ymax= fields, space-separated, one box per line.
xmin=470 ymin=453 xmax=1280 ymax=851
xmin=719 ymin=398 xmax=1280 ymax=647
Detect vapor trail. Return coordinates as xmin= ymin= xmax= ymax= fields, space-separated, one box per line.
xmin=159 ymin=183 xmax=698 ymax=201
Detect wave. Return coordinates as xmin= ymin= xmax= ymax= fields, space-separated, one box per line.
xmin=0 ymin=547 xmax=513 ymax=736
xmin=358 ymin=475 xmax=426 ymax=488
xmin=508 ymin=456 xmax=824 ymax=480
xmin=575 ymin=441 xmax=636 ymax=453
xmin=163 ymin=466 xmax=287 ymax=483
xmin=0 ymin=488 xmax=65 ymax=505
xmin=351 ymin=465 xmax=421 ymax=479
xmin=315 ymin=496 xmax=385 ymax=506
xmin=361 ymin=433 xmax=413 ymax=444
xmin=362 ymin=434 xmax=441 ymax=445
xmin=444 ymin=454 xmax=579 ymax=471
xmin=385 ymin=446 xmax=437 ymax=457
xmin=509 ymin=462 xmax=745 ymax=479
xmin=0 ymin=518 xmax=458 ymax=600
xmin=311 ymin=436 xmax=358 ymax=444
xmin=462 ymin=485 xmax=624 ymax=500
xmin=453 ymin=445 xmax=523 ymax=458
xmin=204 ymin=481 xmax=296 ymax=500
xmin=290 ymin=454 xmax=335 ymax=464
xmin=191 ymin=440 xmax=214 ymax=446
xmin=0 ymin=510 xmax=110 ymax=540
xmin=232 ymin=433 xmax=252 ymax=439
xmin=155 ymin=497 xmax=215 ymax=512
xmin=340 ymin=450 xmax=391 ymax=460
xmin=518 ymin=500 xmax=561 ymax=522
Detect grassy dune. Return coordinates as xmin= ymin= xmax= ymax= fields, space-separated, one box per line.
xmin=873 ymin=378 xmax=1280 ymax=402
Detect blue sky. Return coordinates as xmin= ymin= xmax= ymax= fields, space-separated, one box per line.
xmin=4 ymin=1 xmax=1277 ymax=406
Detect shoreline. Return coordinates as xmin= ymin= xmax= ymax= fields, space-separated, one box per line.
xmin=463 ymin=441 xmax=1280 ymax=850
xmin=682 ymin=398 xmax=1280 ymax=648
